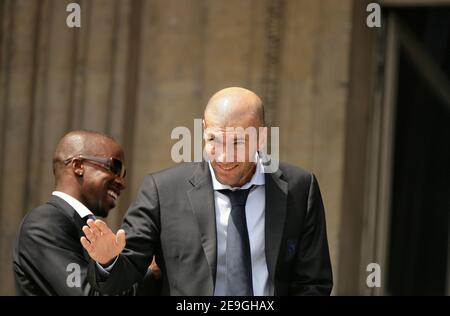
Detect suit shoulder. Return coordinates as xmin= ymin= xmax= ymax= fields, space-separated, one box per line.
xmin=21 ymin=202 xmax=70 ymax=226
xmin=17 ymin=202 xmax=74 ymax=242
xmin=278 ymin=161 xmax=314 ymax=183
xmin=147 ymin=162 xmax=203 ymax=183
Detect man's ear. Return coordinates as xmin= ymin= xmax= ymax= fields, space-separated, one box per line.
xmin=72 ymin=159 xmax=84 ymax=176
xmin=258 ymin=126 xmax=268 ymax=151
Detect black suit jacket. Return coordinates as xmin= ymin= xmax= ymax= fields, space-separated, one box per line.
xmin=13 ymin=195 xmax=100 ymax=295
xmin=90 ymin=161 xmax=333 ymax=295
xmin=13 ymin=195 xmax=159 ymax=296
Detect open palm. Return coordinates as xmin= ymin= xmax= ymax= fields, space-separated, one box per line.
xmin=80 ymin=219 xmax=126 ymax=265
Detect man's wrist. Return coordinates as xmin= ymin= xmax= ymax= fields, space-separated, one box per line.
xmin=99 ymin=258 xmax=115 ymax=267
xmin=97 ymin=256 xmax=119 ymax=273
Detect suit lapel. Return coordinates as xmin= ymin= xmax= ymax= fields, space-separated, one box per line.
xmin=265 ymin=169 xmax=288 ymax=282
xmin=49 ymin=195 xmax=86 ymax=232
xmin=48 ymin=195 xmax=91 ymax=260
xmin=187 ymin=162 xmax=217 ymax=283
xmin=72 ymin=213 xmax=92 ymax=261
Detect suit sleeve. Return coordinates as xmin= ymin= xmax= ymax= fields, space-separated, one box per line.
xmin=289 ymin=174 xmax=333 ymax=295
xmin=14 ymin=211 xmax=98 ymax=296
xmin=89 ymin=174 xmax=160 ymax=295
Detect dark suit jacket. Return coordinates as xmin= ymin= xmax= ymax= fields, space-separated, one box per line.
xmin=13 ymin=195 xmax=100 ymax=295
xmin=89 ymin=161 xmax=333 ymax=295
xmin=13 ymin=195 xmax=160 ymax=296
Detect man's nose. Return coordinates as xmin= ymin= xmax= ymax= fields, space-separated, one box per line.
xmin=115 ymin=176 xmax=127 ymax=190
xmin=216 ymin=150 xmax=226 ymax=162
xmin=215 ymin=145 xmax=237 ymax=163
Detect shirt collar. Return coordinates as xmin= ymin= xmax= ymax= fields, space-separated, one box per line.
xmin=208 ymin=152 xmax=265 ymax=191
xmin=52 ymin=191 xmax=93 ymax=218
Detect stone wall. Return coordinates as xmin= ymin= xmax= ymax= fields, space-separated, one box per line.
xmin=0 ymin=0 xmax=353 ymax=295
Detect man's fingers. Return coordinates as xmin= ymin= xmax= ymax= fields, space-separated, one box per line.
xmin=95 ymin=219 xmax=111 ymax=235
xmin=80 ymin=236 xmax=92 ymax=252
xmin=87 ymin=220 xmax=102 ymax=238
xmin=116 ymin=229 xmax=126 ymax=250
xmin=82 ymin=225 xmax=95 ymax=242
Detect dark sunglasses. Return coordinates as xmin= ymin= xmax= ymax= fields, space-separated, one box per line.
xmin=64 ymin=155 xmax=126 ymax=178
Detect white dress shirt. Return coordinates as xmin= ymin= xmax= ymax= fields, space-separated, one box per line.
xmin=52 ymin=191 xmax=94 ymax=219
xmin=209 ymin=155 xmax=274 ymax=296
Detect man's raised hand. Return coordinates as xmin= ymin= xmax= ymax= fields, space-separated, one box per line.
xmin=80 ymin=219 xmax=126 ymax=265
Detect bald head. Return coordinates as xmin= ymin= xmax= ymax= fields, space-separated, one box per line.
xmin=203 ymin=87 xmax=267 ymax=187
xmin=204 ymin=87 xmax=264 ymax=127
xmin=52 ymin=130 xmax=126 ymax=217
xmin=53 ymin=130 xmax=120 ymax=177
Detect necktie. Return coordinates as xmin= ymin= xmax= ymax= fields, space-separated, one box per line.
xmin=218 ymin=187 xmax=253 ymax=296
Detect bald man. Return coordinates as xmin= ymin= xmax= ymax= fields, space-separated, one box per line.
xmin=84 ymin=87 xmax=333 ymax=296
xmin=12 ymin=130 xmax=129 ymax=295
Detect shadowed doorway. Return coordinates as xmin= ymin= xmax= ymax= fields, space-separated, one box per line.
xmin=387 ymin=6 xmax=450 ymax=296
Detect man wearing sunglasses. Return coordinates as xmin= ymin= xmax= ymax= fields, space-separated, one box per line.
xmin=13 ymin=130 xmax=135 ymax=295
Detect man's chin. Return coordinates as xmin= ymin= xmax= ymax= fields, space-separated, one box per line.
xmin=216 ymin=175 xmax=240 ymax=187
xmin=94 ymin=207 xmax=111 ymax=218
